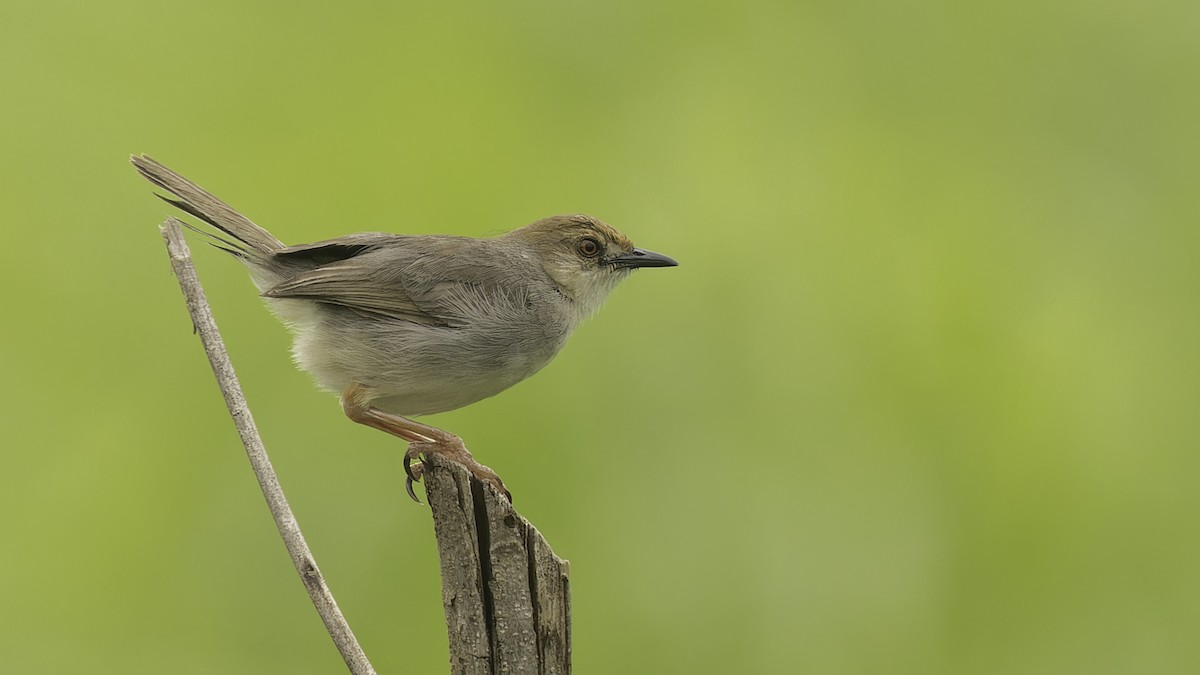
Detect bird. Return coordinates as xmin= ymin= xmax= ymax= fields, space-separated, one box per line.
xmin=132 ymin=155 xmax=677 ymax=501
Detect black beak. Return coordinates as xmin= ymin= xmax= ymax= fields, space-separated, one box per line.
xmin=609 ymin=247 xmax=679 ymax=269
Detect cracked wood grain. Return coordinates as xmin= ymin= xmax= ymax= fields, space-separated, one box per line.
xmin=424 ymin=454 xmax=571 ymax=675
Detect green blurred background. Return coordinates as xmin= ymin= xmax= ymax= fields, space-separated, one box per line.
xmin=3 ymin=1 xmax=1198 ymax=672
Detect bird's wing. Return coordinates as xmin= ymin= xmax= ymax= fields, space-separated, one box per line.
xmin=263 ymin=235 xmax=519 ymax=328
xmin=263 ymin=260 xmax=451 ymax=326
xmin=272 ymin=233 xmax=399 ymax=265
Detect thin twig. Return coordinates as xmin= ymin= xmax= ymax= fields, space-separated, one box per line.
xmin=160 ymin=218 xmax=376 ymax=675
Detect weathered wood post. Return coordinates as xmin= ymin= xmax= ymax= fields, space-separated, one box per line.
xmin=424 ymin=454 xmax=572 ymax=674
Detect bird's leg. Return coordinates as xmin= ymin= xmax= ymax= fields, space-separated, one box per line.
xmin=341 ymin=383 xmax=511 ymax=503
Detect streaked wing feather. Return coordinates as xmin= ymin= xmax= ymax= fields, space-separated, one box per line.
xmin=263 ymin=260 xmax=453 ymax=326
xmin=273 ymin=233 xmax=401 ymax=266
xmin=264 ymin=235 xmax=511 ymax=328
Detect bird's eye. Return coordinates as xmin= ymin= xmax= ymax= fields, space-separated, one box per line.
xmin=577 ymin=237 xmax=601 ymax=258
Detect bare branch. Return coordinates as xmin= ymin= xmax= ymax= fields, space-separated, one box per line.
xmin=160 ymin=218 xmax=376 ymax=675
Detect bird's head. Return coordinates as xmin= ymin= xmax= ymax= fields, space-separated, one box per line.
xmin=507 ymin=214 xmax=677 ymax=322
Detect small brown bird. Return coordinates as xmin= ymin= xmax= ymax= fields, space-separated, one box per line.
xmin=132 ymin=155 xmax=677 ymax=500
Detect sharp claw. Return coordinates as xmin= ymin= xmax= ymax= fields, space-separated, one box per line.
xmin=405 ymin=476 xmax=422 ymax=504
xmin=403 ymin=453 xmax=426 ymax=504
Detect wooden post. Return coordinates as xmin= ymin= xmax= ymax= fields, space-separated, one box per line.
xmin=424 ymin=454 xmax=572 ymax=675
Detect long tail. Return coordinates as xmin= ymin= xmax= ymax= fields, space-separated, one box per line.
xmin=130 ymin=154 xmax=285 ymax=256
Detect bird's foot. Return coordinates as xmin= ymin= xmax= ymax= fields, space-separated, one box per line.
xmin=403 ymin=437 xmax=511 ymax=504
xmin=403 ymin=450 xmax=427 ymax=502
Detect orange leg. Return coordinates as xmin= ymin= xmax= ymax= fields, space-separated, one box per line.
xmin=341 ymin=383 xmax=510 ymax=502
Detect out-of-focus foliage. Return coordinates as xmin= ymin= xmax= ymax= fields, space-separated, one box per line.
xmin=2 ymin=1 xmax=1197 ymax=673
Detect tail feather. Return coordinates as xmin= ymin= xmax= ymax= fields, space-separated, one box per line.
xmin=176 ymin=219 xmax=252 ymax=260
xmin=130 ymin=154 xmax=284 ymax=255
